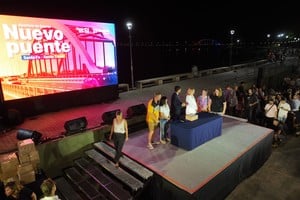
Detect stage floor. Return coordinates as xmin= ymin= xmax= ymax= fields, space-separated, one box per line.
xmin=119 ymin=115 xmax=273 ymax=195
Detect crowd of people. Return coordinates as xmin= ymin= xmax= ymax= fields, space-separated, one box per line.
xmin=1 ymin=178 xmax=60 ymax=200
xmin=143 ymin=73 xmax=300 ymax=149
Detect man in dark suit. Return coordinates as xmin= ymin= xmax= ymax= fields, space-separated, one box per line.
xmin=170 ymin=86 xmax=186 ymax=120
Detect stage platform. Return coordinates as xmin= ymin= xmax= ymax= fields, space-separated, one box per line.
xmin=116 ymin=115 xmax=273 ymax=199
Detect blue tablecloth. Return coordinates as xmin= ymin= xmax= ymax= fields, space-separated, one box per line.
xmin=170 ymin=112 xmax=222 ymax=150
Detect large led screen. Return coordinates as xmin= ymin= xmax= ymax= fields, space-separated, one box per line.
xmin=0 ymin=15 xmax=118 ymax=101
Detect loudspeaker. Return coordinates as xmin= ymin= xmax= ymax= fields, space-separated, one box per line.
xmin=17 ymin=128 xmax=42 ymax=144
xmin=64 ymin=116 xmax=87 ymax=135
xmin=127 ymin=103 xmax=147 ymax=118
xmin=102 ymin=109 xmax=120 ymax=125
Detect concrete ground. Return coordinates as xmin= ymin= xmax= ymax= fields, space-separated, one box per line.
xmin=225 ymin=134 xmax=300 ymax=200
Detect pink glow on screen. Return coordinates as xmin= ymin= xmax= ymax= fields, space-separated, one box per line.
xmin=0 ymin=15 xmax=118 ymax=101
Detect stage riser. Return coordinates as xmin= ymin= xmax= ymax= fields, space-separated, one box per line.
xmin=35 ymin=114 xmax=146 ymax=178
xmin=93 ymin=141 xmax=153 ymax=181
xmin=53 ymin=176 xmax=85 ymax=200
xmin=36 ymin=127 xmax=108 ymax=177
xmin=73 ymin=158 xmax=132 ymax=200
xmin=141 ymin=132 xmax=273 ymax=200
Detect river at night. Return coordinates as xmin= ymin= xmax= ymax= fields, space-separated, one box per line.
xmin=116 ymin=43 xmax=268 ymax=84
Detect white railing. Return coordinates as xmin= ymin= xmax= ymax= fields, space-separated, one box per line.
xmin=135 ymin=59 xmax=268 ymax=89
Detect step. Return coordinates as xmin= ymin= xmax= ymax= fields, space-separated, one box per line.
xmin=64 ymin=167 xmax=86 ymax=184
xmin=64 ymin=167 xmax=106 ymax=200
xmin=78 ymin=179 xmax=106 ymax=200
xmin=74 ymin=157 xmax=132 ymax=200
xmin=94 ymin=141 xmax=153 ymax=181
xmin=85 ymin=149 xmax=144 ymax=192
xmin=53 ymin=176 xmax=84 ymax=200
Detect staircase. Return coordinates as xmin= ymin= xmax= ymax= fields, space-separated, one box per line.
xmin=53 ymin=141 xmax=154 ymax=200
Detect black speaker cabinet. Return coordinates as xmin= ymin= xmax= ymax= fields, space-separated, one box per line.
xmin=102 ymin=109 xmax=121 ymax=125
xmin=64 ymin=116 xmax=88 ymax=135
xmin=127 ymin=103 xmax=147 ymax=118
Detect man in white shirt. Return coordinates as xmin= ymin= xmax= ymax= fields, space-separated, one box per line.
xmin=278 ymin=97 xmax=291 ymax=123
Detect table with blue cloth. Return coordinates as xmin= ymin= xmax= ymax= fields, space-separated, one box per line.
xmin=170 ymin=112 xmax=223 ymax=150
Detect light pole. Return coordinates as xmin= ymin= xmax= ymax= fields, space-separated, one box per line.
xmin=126 ymin=21 xmax=134 ymax=89
xmin=267 ymin=34 xmax=271 ymax=48
xmin=229 ymin=29 xmax=235 ymax=66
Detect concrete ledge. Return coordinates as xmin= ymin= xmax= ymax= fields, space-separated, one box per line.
xmin=118 ymin=83 xmax=129 ymax=92
xmin=136 ymin=73 xmax=194 ymax=89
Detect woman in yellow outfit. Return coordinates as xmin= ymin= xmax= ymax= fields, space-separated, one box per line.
xmin=146 ymin=92 xmax=162 ymax=149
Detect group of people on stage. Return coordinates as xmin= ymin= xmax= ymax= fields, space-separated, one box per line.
xmin=146 ymin=85 xmax=227 ymax=150
xmin=1 ymin=178 xmax=60 ymax=200
xmin=108 ymin=84 xmax=228 ymax=161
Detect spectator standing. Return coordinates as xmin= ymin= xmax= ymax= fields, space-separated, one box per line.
xmin=4 ymin=181 xmax=37 ymax=200
xmin=40 ymin=178 xmax=61 ymax=200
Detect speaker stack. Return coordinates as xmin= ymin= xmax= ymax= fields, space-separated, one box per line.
xmin=101 ymin=109 xmax=121 ymax=125
xmin=126 ymin=103 xmax=147 ymax=118
xmin=64 ymin=116 xmax=88 ymax=135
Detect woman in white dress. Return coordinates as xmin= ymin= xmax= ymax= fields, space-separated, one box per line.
xmin=185 ymin=88 xmax=198 ymax=115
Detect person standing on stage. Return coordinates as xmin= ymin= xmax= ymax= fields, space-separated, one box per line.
xmin=146 ymin=92 xmax=162 ymax=149
xmin=210 ymin=87 xmax=227 ymax=116
xmin=197 ymin=88 xmax=211 ymax=112
xmin=109 ymin=110 xmax=128 ymax=167
xmin=170 ymin=86 xmax=186 ymax=120
xmin=159 ymin=96 xmax=171 ymax=143
xmin=185 ymin=88 xmax=198 ymax=115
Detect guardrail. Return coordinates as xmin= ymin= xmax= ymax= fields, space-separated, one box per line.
xmin=135 ymin=59 xmax=268 ymax=89
xmin=136 ymin=73 xmax=193 ymax=89
xmin=118 ymin=83 xmax=129 ymax=92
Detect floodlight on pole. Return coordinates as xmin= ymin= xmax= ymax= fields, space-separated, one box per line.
xmin=229 ymin=29 xmax=235 ymax=66
xmin=267 ymin=34 xmax=271 ymax=47
xmin=126 ymin=21 xmax=134 ymax=89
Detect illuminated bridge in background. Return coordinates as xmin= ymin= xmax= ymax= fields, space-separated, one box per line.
xmin=1 ymin=24 xmax=118 ymax=101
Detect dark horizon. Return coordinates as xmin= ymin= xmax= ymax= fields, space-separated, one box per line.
xmin=1 ymin=1 xmax=299 ymax=43
xmin=1 ymin=1 xmax=299 ymax=85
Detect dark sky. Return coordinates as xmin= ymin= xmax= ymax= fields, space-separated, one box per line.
xmin=1 ymin=1 xmax=299 ymax=43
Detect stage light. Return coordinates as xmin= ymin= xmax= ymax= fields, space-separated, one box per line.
xmin=17 ymin=128 xmax=42 ymax=144
xmin=64 ymin=116 xmax=88 ymax=135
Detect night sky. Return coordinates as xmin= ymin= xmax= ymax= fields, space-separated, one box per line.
xmin=1 ymin=1 xmax=299 ymax=43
